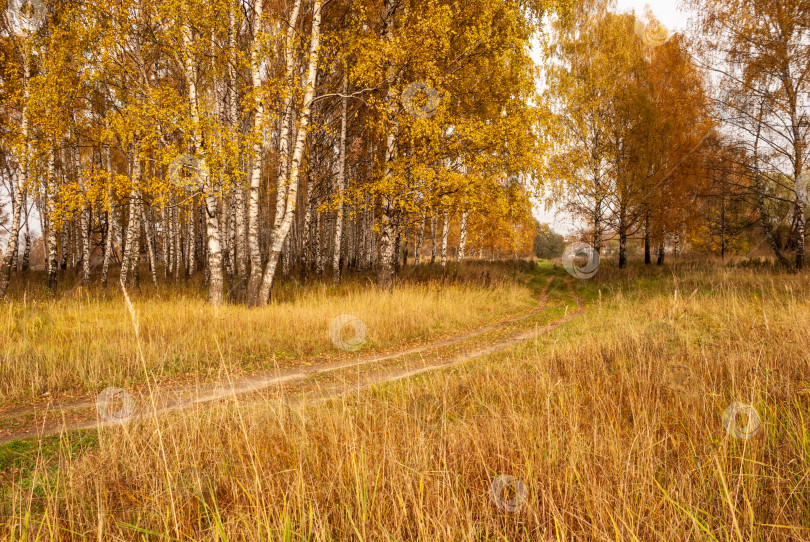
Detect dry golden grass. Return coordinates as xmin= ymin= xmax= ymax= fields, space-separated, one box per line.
xmin=0 ymin=263 xmax=534 ymax=403
xmin=2 ymin=261 xmax=810 ymax=540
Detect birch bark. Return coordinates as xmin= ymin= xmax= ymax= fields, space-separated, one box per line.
xmin=100 ymin=146 xmax=114 ymax=288
xmin=332 ymin=71 xmax=349 ymax=284
xmin=46 ymin=148 xmax=58 ymax=291
xmin=120 ymin=147 xmax=141 ymax=287
xmin=414 ymin=210 xmax=426 ymax=266
xmin=430 ymin=212 xmax=437 ymax=264
xmin=74 ymin=143 xmax=91 ymax=284
xmin=142 ymin=203 xmax=158 ymax=286
xmin=229 ymin=5 xmax=248 ymax=280
xmin=458 ymin=207 xmax=468 ymax=262
xmin=0 ymin=169 xmax=23 ymax=296
xmin=21 ymin=200 xmax=30 ymax=272
xmin=440 ymin=208 xmax=449 ymax=267
xmin=256 ymin=0 xmax=323 ymax=305
xmin=246 ymin=0 xmax=304 ymax=305
xmin=183 ymin=22 xmax=224 ymax=304
xmin=0 ymin=50 xmax=31 ymax=296
xmin=246 ymin=0 xmax=269 ymax=304
xmin=376 ymin=0 xmax=399 ymax=290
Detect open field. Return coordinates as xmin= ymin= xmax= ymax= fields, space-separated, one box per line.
xmin=1 ymin=260 xmax=808 ymax=540
xmin=1 ymin=0 xmax=808 ymax=537
xmin=0 ymin=262 xmax=538 ymax=405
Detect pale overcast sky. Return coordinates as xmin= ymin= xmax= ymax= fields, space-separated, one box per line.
xmin=615 ymin=0 xmax=691 ymax=32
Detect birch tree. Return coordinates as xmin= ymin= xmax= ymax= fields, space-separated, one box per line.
xmin=255 ymin=0 xmax=323 ymax=306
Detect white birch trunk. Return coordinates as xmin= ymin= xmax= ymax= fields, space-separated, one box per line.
xmin=273 ymin=0 xmax=304 ymax=232
xmin=184 ymin=23 xmax=224 ymax=304
xmin=161 ymin=202 xmax=169 ymax=278
xmin=369 ymin=204 xmax=377 ymax=269
xmin=315 ymin=195 xmax=324 ymax=276
xmin=346 ymin=205 xmax=357 ymax=269
xmin=302 ymin=178 xmax=314 ymax=271
xmin=414 ymin=210 xmax=426 ymax=266
xmin=222 ymin=194 xmax=234 ymax=279
xmin=332 ymin=70 xmax=348 ymax=284
xmin=120 ymin=148 xmax=142 ymax=287
xmin=226 ymin=6 xmax=247 ymax=282
xmin=441 ymin=208 xmax=449 ymax=267
xmin=402 ymin=226 xmax=408 ymax=267
xmin=71 ymin=212 xmax=78 ymax=269
xmin=355 ymin=203 xmax=363 ymax=270
xmin=74 ymin=145 xmax=91 ymax=284
xmin=233 ymin=181 xmax=247 ymax=277
xmin=430 ymin=212 xmax=437 ymax=264
xmin=246 ymin=0 xmax=269 ymax=304
xmin=0 ymin=51 xmax=30 ymax=296
xmin=130 ymin=193 xmax=142 ymax=287
xmin=101 ymin=159 xmax=114 ymax=289
xmin=186 ymin=199 xmax=195 ymax=276
xmin=256 ymin=0 xmax=323 ymax=305
xmin=377 ymin=0 xmax=399 ymax=289
xmin=142 ymin=203 xmax=158 ymax=286
xmin=59 ymin=219 xmax=68 ymax=270
xmin=282 ymin=232 xmax=291 ymax=277
xmin=458 ymin=207 xmax=468 ymax=262
xmin=46 ymin=149 xmax=59 ymax=291
xmin=0 ymin=170 xmax=23 ymax=296
xmin=173 ymin=196 xmax=181 ymax=281
xmin=21 ymin=201 xmax=30 ymax=271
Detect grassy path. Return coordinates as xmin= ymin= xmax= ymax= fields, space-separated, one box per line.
xmin=0 ymin=271 xmax=580 ymax=445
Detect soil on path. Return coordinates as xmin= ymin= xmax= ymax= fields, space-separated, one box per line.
xmin=0 ymin=275 xmax=584 ymax=445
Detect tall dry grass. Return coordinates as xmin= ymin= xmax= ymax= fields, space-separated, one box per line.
xmin=2 ymin=263 xmax=810 ymax=540
xmin=0 ymin=262 xmax=535 ymax=402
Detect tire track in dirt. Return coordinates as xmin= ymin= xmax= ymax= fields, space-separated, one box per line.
xmin=262 ymin=278 xmax=586 ymax=412
xmin=0 ymin=275 xmax=575 ymax=444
